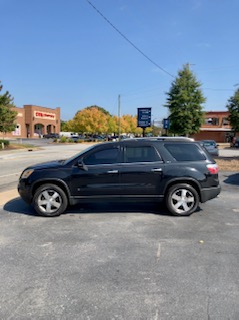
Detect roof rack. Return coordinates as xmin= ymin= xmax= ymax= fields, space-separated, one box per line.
xmin=126 ymin=137 xmax=194 ymax=142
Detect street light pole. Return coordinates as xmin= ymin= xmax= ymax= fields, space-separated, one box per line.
xmin=118 ymin=94 xmax=121 ymax=140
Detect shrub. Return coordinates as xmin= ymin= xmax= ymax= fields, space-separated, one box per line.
xmin=0 ymin=139 xmax=10 ymax=149
xmin=60 ymin=136 xmax=67 ymax=143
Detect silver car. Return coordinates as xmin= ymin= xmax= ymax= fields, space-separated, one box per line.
xmin=199 ymin=140 xmax=219 ymax=156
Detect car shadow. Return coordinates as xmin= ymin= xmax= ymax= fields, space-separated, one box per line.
xmin=67 ymin=202 xmax=172 ymax=216
xmin=222 ymin=172 xmax=239 ymax=186
xmin=3 ymin=197 xmax=174 ymax=217
xmin=3 ymin=197 xmax=37 ymax=216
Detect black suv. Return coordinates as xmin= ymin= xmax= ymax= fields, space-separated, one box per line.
xmin=18 ymin=138 xmax=221 ymax=217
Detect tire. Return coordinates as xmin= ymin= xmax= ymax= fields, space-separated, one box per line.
xmin=166 ymin=183 xmax=199 ymax=216
xmin=33 ymin=184 xmax=68 ymax=217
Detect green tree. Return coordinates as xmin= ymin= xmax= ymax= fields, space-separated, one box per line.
xmin=60 ymin=120 xmax=70 ymax=132
xmin=0 ymin=82 xmax=17 ymax=138
xmin=226 ymin=88 xmax=239 ymax=135
xmin=84 ymin=105 xmax=111 ymax=116
xmin=165 ymin=64 xmax=206 ymax=136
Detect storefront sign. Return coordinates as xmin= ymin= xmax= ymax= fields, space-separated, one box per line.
xmin=34 ymin=111 xmax=56 ymax=120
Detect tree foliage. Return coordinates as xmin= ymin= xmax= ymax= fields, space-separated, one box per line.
xmin=84 ymin=105 xmax=111 ymax=116
xmin=165 ymin=64 xmax=206 ymax=136
xmin=63 ymin=106 xmax=147 ymax=136
xmin=60 ymin=120 xmax=70 ymax=132
xmin=121 ymin=115 xmax=142 ymax=135
xmin=70 ymin=106 xmax=110 ymax=134
xmin=226 ymin=88 xmax=239 ymax=134
xmin=0 ymin=82 xmax=17 ymax=137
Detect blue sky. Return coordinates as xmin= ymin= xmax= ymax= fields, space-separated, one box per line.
xmin=1 ymin=0 xmax=239 ymax=121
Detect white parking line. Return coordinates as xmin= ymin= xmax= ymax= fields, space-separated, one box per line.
xmin=156 ymin=243 xmax=161 ymax=261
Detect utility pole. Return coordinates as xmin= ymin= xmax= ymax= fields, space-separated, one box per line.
xmin=118 ymin=94 xmax=121 ymax=140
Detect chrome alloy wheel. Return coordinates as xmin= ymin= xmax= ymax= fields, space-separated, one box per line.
xmin=37 ymin=189 xmax=62 ymax=214
xmin=170 ymin=188 xmax=195 ymax=214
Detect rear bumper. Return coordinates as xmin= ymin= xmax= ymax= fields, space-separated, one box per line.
xmin=200 ymin=185 xmax=221 ymax=203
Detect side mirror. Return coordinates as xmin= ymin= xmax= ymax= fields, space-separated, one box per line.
xmin=77 ymin=160 xmax=88 ymax=171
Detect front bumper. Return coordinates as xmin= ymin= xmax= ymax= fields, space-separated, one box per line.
xmin=18 ymin=181 xmax=32 ymax=204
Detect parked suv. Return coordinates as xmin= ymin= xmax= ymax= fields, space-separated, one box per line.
xmin=18 ymin=137 xmax=221 ymax=217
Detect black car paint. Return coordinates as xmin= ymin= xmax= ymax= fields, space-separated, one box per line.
xmin=18 ymin=139 xmax=221 ymax=215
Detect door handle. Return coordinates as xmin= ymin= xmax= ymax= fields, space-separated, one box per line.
xmin=107 ymin=170 xmax=119 ymax=174
xmin=151 ymin=168 xmax=162 ymax=172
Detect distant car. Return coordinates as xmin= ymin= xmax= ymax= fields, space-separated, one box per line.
xmin=70 ymin=135 xmax=86 ymax=142
xmin=18 ymin=137 xmax=220 ymax=217
xmin=233 ymin=138 xmax=239 ymax=148
xmin=199 ymin=140 xmax=219 ymax=156
xmin=43 ymin=133 xmax=59 ymax=139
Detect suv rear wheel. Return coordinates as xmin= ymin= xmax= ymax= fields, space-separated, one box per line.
xmin=166 ymin=183 xmax=199 ymax=216
xmin=33 ymin=184 xmax=68 ymax=217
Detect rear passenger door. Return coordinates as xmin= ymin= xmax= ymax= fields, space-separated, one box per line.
xmin=120 ymin=143 xmax=164 ymax=198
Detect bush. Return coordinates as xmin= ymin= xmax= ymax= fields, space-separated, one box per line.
xmin=60 ymin=136 xmax=67 ymax=143
xmin=0 ymin=139 xmax=10 ymax=149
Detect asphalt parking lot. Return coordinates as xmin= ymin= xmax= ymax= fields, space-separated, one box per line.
xmin=0 ymin=172 xmax=238 ymax=319
xmin=0 ymin=144 xmax=239 ymax=319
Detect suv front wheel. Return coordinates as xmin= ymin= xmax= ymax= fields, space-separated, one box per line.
xmin=166 ymin=183 xmax=199 ymax=216
xmin=33 ymin=184 xmax=68 ymax=217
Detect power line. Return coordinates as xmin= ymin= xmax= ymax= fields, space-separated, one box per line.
xmin=86 ymin=0 xmax=174 ymax=78
xmin=203 ymin=87 xmax=234 ymax=91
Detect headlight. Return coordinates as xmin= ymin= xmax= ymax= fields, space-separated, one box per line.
xmin=20 ymin=169 xmax=34 ymax=179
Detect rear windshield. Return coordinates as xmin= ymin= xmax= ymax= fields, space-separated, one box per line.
xmin=165 ymin=143 xmax=206 ymax=161
xmin=203 ymin=141 xmax=216 ymax=147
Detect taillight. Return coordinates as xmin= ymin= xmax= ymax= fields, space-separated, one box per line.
xmin=207 ymin=163 xmax=219 ymax=174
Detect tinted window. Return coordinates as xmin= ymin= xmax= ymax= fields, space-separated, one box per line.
xmin=203 ymin=141 xmax=216 ymax=147
xmin=124 ymin=146 xmax=161 ymax=163
xmin=165 ymin=143 xmax=206 ymax=161
xmin=84 ymin=147 xmax=120 ymax=165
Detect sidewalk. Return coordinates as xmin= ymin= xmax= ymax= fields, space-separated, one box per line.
xmin=0 ymin=189 xmax=19 ymax=206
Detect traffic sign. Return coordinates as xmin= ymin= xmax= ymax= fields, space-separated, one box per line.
xmin=137 ymin=108 xmax=152 ymax=128
xmin=163 ymin=118 xmax=170 ymax=129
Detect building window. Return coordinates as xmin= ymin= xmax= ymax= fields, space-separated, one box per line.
xmin=12 ymin=124 xmax=21 ymax=136
xmin=34 ymin=124 xmax=44 ymax=136
xmin=205 ymin=117 xmax=219 ymax=125
xmin=222 ymin=117 xmax=229 ymax=126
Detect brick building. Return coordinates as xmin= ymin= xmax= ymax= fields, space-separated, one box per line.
xmin=4 ymin=105 xmax=60 ymax=139
xmin=192 ymin=111 xmax=233 ymax=143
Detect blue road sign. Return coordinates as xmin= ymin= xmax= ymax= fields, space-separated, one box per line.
xmin=163 ymin=118 xmax=170 ymax=129
xmin=137 ymin=108 xmax=152 ymax=128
